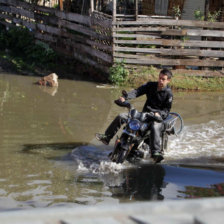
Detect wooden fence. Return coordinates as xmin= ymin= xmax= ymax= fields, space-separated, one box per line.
xmin=0 ymin=0 xmax=224 ymax=73
xmin=0 ymin=0 xmax=113 ymax=72
xmin=113 ymin=17 xmax=224 ymax=69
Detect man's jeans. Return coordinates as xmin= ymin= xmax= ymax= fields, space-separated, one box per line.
xmin=105 ymin=112 xmax=164 ymax=154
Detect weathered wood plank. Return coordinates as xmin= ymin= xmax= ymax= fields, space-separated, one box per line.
xmin=53 ymin=45 xmax=108 ymax=71
xmin=0 ymin=20 xmax=14 ymax=27
xmin=114 ymin=39 xmax=224 ymax=49
xmin=0 ymin=0 xmax=56 ymax=14
xmin=55 ymin=11 xmax=90 ymax=26
xmin=34 ymin=32 xmax=56 ymax=43
xmin=114 ymin=27 xmax=224 ymax=38
xmin=113 ymin=33 xmax=161 ymax=39
xmin=90 ymin=13 xmax=112 ymax=29
xmin=114 ymin=46 xmax=224 ymax=58
xmin=73 ymin=51 xmax=110 ymax=72
xmin=12 ymin=17 xmax=36 ymax=30
xmin=86 ymin=39 xmax=113 ymax=52
xmin=72 ymin=42 xmax=113 ymax=63
xmin=0 ymin=6 xmax=11 ymax=13
xmin=114 ymin=56 xmax=224 ymax=67
xmin=113 ymin=18 xmax=224 ymax=29
xmin=34 ymin=14 xmax=58 ymax=26
xmin=33 ymin=5 xmax=57 ymax=14
xmin=114 ymin=27 xmax=167 ymax=32
xmin=36 ymin=23 xmax=61 ymax=35
xmin=59 ymin=19 xmax=94 ymax=37
xmin=114 ymin=30 xmax=224 ymax=38
xmin=162 ymin=29 xmax=224 ymax=38
xmin=60 ymin=19 xmax=112 ymax=41
xmin=56 ymin=37 xmax=112 ymax=63
xmin=0 ymin=12 xmax=12 ymax=20
xmin=9 ymin=6 xmax=34 ymax=19
xmin=0 ymin=0 xmax=31 ymax=10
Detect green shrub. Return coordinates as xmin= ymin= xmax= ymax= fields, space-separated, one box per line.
xmin=0 ymin=25 xmax=7 ymax=50
xmin=172 ymin=5 xmax=181 ymax=19
xmin=5 ymin=27 xmax=34 ymax=55
xmin=0 ymin=26 xmax=57 ymax=71
xmin=109 ymin=60 xmax=129 ymax=85
xmin=25 ymin=41 xmax=56 ymax=64
xmin=207 ymin=10 xmax=221 ymax=22
xmin=194 ymin=9 xmax=204 ymax=21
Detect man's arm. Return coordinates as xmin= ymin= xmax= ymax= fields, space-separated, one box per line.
xmin=126 ymin=82 xmax=149 ymax=100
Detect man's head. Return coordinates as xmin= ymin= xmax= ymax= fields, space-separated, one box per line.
xmin=157 ymin=69 xmax=172 ymax=90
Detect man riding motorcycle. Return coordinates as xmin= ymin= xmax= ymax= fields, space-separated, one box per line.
xmin=96 ymin=68 xmax=173 ymax=163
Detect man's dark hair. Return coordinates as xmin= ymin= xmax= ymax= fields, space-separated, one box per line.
xmin=160 ymin=69 xmax=173 ymax=79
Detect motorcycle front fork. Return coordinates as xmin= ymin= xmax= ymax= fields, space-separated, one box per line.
xmin=141 ymin=132 xmax=168 ymax=155
xmin=161 ymin=132 xmax=168 ymax=152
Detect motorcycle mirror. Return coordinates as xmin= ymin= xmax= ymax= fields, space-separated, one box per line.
xmin=114 ymin=99 xmax=131 ymax=109
xmin=122 ymin=90 xmax=128 ymax=98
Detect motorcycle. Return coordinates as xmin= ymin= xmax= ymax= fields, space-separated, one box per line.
xmin=109 ymin=91 xmax=184 ymax=164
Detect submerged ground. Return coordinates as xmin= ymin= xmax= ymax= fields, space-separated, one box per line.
xmin=0 ymin=72 xmax=224 ymax=210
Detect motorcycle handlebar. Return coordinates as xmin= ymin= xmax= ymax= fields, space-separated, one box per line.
xmin=146 ymin=112 xmax=163 ymax=123
xmin=115 ymin=90 xmax=162 ymax=122
xmin=114 ymin=99 xmax=131 ymax=109
xmin=114 ymin=90 xmax=131 ymax=108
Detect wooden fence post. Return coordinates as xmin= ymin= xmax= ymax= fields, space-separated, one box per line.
xmin=90 ymin=0 xmax=94 ymax=13
xmin=59 ymin=0 xmax=63 ymax=11
xmin=204 ymin=0 xmax=209 ymax=21
xmin=135 ymin=0 xmax=138 ymax=21
xmin=112 ymin=0 xmax=117 ymax=64
xmin=113 ymin=0 xmax=116 ymax=22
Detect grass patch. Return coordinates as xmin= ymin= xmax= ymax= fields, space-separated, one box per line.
xmin=170 ymin=74 xmax=224 ymax=91
xmin=121 ymin=66 xmax=224 ymax=91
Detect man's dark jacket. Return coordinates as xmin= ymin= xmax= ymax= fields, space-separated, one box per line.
xmin=126 ymin=82 xmax=173 ymax=119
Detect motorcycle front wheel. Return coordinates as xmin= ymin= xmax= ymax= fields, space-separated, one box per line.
xmin=110 ymin=144 xmax=129 ymax=164
xmin=116 ymin=148 xmax=129 ymax=164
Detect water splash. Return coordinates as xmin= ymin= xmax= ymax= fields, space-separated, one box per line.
xmin=71 ymin=119 xmax=224 ymax=172
xmin=71 ymin=145 xmax=131 ymax=175
xmin=166 ymin=119 xmax=224 ymax=162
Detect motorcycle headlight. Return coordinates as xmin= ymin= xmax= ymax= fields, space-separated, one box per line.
xmin=129 ymin=119 xmax=141 ymax=131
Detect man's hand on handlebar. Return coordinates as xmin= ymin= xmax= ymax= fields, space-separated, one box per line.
xmin=147 ymin=112 xmax=162 ymax=122
xmin=119 ymin=96 xmax=125 ymax=102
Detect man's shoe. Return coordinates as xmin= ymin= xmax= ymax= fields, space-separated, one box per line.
xmin=95 ymin=133 xmax=110 ymax=145
xmin=152 ymin=152 xmax=164 ymax=163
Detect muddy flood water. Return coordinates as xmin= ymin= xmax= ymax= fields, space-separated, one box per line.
xmin=0 ymin=72 xmax=224 ymax=211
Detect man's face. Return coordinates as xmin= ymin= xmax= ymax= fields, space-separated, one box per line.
xmin=158 ymin=73 xmax=170 ymax=90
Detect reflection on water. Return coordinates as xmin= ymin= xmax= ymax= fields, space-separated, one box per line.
xmin=109 ymin=165 xmax=166 ymax=201
xmin=0 ymin=73 xmax=224 ymax=210
xmin=38 ymin=85 xmax=58 ymax=96
xmin=179 ymin=182 xmax=224 ymax=199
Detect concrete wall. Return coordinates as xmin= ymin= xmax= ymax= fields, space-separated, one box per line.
xmin=0 ymin=197 xmax=224 ymax=224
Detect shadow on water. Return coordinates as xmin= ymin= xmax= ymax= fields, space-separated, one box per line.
xmin=22 ymin=142 xmax=110 ymax=165
xmin=21 ymin=142 xmax=90 ymax=160
xmin=109 ymin=164 xmax=166 ymax=201
xmin=22 ymin=142 xmax=88 ymax=152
